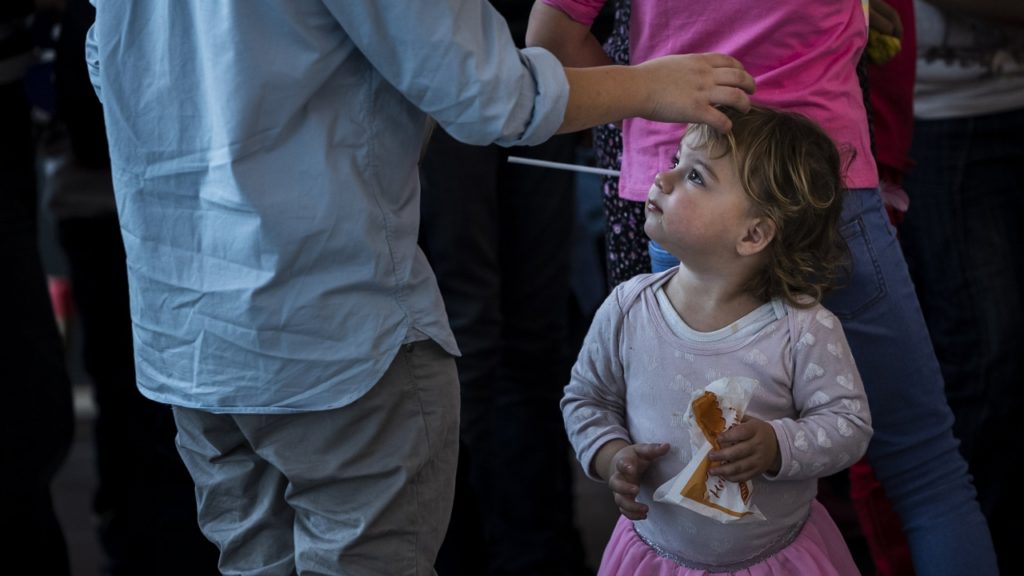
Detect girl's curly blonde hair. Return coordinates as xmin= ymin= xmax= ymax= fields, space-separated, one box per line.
xmin=686 ymin=106 xmax=850 ymax=306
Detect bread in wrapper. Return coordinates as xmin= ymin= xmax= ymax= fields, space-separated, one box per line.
xmin=653 ymin=377 xmax=765 ymax=523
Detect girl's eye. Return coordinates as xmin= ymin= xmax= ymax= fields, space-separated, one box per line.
xmin=687 ymin=168 xmax=705 ymax=186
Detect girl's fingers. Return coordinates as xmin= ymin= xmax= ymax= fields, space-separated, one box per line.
xmin=710 ymin=459 xmax=755 ymax=482
xmin=615 ymin=495 xmax=649 ymax=520
xmin=608 ymin=475 xmax=639 ymax=497
xmin=634 ymin=442 xmax=671 ymax=460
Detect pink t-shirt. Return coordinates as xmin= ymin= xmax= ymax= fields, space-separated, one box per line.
xmin=545 ymin=0 xmax=878 ymax=201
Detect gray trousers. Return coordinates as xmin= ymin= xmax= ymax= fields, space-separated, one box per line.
xmin=173 ymin=340 xmax=459 ymax=575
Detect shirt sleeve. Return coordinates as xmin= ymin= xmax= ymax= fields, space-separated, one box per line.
xmin=562 ymin=284 xmax=632 ymax=481
xmin=541 ymin=0 xmax=608 ymax=26
xmin=85 ymin=21 xmax=101 ymax=102
xmin=321 ymin=0 xmax=568 ymax=147
xmin=768 ymin=305 xmax=873 ymax=481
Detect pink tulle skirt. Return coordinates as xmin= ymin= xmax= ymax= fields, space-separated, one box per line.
xmin=598 ymin=500 xmax=861 ymax=575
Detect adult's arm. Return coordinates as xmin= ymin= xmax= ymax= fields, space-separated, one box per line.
xmin=528 ymin=1 xmax=753 ymax=134
xmin=323 ymin=0 xmax=752 ymax=146
xmin=560 ymin=54 xmax=754 ymax=135
xmin=526 ymin=1 xmax=611 ymax=67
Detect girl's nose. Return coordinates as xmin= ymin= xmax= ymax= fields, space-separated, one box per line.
xmin=654 ymin=171 xmax=673 ymax=193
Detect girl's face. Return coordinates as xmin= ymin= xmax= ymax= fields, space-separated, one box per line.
xmin=643 ymin=132 xmax=756 ymax=266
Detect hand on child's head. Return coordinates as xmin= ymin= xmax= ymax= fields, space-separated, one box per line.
xmin=638 ymin=53 xmax=754 ymax=133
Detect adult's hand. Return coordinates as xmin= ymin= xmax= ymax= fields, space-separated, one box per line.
xmin=559 ymin=53 xmax=755 ymax=135
xmin=638 ymin=53 xmax=755 ymax=133
xmin=870 ymin=0 xmax=903 ymax=38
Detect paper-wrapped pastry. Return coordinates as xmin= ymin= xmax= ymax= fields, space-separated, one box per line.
xmin=653 ymin=377 xmax=765 ymax=523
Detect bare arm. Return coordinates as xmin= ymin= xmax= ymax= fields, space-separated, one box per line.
xmin=526 ymin=2 xmax=612 ymax=67
xmin=923 ymin=0 xmax=1024 ymax=26
xmin=558 ymin=53 xmax=756 ymax=135
xmin=528 ymin=2 xmax=756 ymax=135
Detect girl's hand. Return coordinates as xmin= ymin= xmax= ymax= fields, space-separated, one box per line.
xmin=707 ymin=416 xmax=780 ymax=482
xmin=605 ymin=442 xmax=671 ymax=520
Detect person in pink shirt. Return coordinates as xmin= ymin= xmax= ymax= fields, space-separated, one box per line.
xmin=528 ymin=1 xmax=998 ymax=573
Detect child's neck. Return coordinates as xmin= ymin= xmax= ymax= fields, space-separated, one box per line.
xmin=664 ymin=267 xmax=766 ymax=333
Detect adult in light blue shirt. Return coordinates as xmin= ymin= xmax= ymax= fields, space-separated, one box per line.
xmin=86 ymin=0 xmax=753 ymax=573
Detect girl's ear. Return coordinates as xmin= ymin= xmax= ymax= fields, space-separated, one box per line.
xmin=737 ymin=217 xmax=775 ymax=256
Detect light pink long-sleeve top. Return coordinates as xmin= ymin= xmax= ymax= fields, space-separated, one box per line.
xmin=543 ymin=0 xmax=878 ymax=201
xmin=564 ymin=271 xmax=872 ymax=568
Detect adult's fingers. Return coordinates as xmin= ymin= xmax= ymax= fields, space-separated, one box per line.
xmin=869 ymin=0 xmax=903 ymax=37
xmin=701 ymin=52 xmax=745 ymax=73
xmin=695 ymin=106 xmax=733 ymax=134
xmin=870 ymin=8 xmax=895 ymax=35
xmin=710 ymin=63 xmax=756 ymax=96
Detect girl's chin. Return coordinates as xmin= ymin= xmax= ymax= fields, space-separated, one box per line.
xmin=643 ymin=220 xmax=659 ymax=241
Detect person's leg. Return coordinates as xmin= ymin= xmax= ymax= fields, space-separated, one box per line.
xmin=59 ymin=214 xmax=218 ymax=575
xmin=176 ymin=341 xmax=458 ymax=575
xmin=235 ymin=340 xmax=459 ymax=575
xmin=419 ymin=128 xmax=500 ymax=574
xmin=899 ymin=109 xmax=1023 ymax=573
xmin=420 ymin=129 xmax=589 ymax=575
xmin=173 ymin=406 xmax=297 ymax=576
xmin=1 ymin=79 xmax=74 ymax=576
xmin=822 ymin=188 xmax=997 ymax=574
xmin=492 ymin=134 xmax=588 ymax=575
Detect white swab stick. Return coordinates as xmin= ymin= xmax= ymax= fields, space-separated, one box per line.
xmin=507 ymin=156 xmax=620 ymax=177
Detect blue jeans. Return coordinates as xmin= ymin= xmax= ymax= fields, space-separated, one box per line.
xmin=651 ymin=187 xmax=997 ymax=574
xmin=899 ymin=108 xmax=1023 ymax=573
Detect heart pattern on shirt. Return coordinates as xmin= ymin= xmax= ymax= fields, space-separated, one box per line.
xmin=827 ymin=342 xmax=843 ymax=358
xmin=803 ymin=363 xmax=825 ymax=381
xmin=797 ymin=332 xmax=816 ymax=349
xmin=794 ymin=430 xmax=809 ymax=451
xmin=743 ymin=349 xmax=768 ymax=366
xmin=807 ymin=390 xmax=831 ymax=408
xmin=816 ymin=309 xmax=835 ymax=329
xmin=816 ymin=428 xmax=832 ymax=448
xmin=836 ymin=373 xmax=855 ymax=390
xmin=837 ymin=418 xmax=854 ymax=437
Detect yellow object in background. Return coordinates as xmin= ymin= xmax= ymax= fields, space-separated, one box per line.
xmin=867 ymin=28 xmax=902 ymax=65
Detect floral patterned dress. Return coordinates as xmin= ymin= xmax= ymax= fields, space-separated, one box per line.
xmin=591 ymin=0 xmax=652 ymax=289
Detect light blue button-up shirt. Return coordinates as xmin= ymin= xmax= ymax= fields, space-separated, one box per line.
xmin=86 ymin=0 xmax=568 ymax=412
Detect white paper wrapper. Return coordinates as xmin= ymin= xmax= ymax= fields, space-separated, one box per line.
xmin=653 ymin=376 xmax=766 ymax=523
